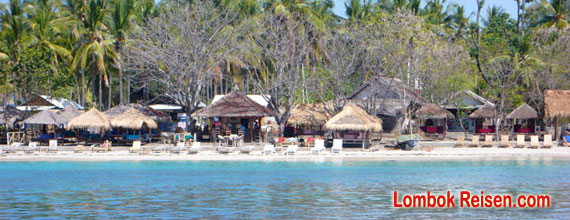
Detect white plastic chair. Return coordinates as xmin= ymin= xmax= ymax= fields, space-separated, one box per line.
xmin=285 ymin=145 xmax=299 ymax=155
xmin=48 ymin=140 xmax=58 ymax=153
xmin=263 ymin=144 xmax=275 ymax=155
xmin=332 ymin=139 xmax=343 ymax=153
xmin=189 ymin=142 xmax=201 ymax=154
xmin=311 ymin=139 xmax=326 ymax=154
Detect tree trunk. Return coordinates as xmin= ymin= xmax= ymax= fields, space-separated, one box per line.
xmin=108 ymin=71 xmax=112 ymax=109
xmin=81 ymin=70 xmax=86 ymax=107
xmin=127 ymin=76 xmax=130 ymax=103
xmin=99 ymin=74 xmax=103 ymax=111
xmin=119 ymin=64 xmax=123 ymax=104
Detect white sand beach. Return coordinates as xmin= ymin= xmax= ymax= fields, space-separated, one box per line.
xmin=2 ymin=142 xmax=570 ymax=162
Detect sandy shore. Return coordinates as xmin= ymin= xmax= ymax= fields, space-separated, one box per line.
xmin=2 ymin=143 xmax=570 ymax=162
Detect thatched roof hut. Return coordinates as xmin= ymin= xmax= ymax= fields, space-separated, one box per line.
xmin=287 ymin=103 xmax=331 ymax=128
xmin=544 ymin=90 xmax=570 ymax=119
xmin=109 ymin=108 xmax=158 ymax=129
xmin=0 ymin=105 xmax=26 ymax=128
xmin=415 ymin=104 xmax=455 ymax=120
xmin=105 ymin=103 xmax=168 ymax=121
xmin=58 ymin=105 xmax=83 ymax=123
xmin=468 ymin=105 xmax=496 ymax=119
xmin=67 ymin=108 xmax=112 ymax=131
xmin=324 ymin=104 xmax=383 ymax=132
xmin=506 ymin=103 xmax=538 ymax=119
xmin=192 ymin=91 xmax=273 ymax=118
xmin=22 ymin=109 xmax=66 ymax=125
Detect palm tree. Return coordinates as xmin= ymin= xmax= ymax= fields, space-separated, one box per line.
xmin=110 ymin=0 xmax=134 ymax=105
xmin=533 ymin=0 xmax=570 ymax=29
xmin=445 ymin=3 xmax=469 ymax=40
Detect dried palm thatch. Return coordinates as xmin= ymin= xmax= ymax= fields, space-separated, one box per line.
xmin=105 ymin=103 xmax=168 ymax=121
xmin=67 ymin=108 xmax=112 ymax=131
xmin=468 ymin=105 xmax=496 ymax=119
xmin=192 ymin=91 xmax=273 ymax=117
xmin=544 ymin=90 xmax=570 ymax=119
xmin=22 ymin=109 xmax=66 ymax=125
xmin=415 ymin=104 xmax=455 ymax=120
xmin=109 ymin=108 xmax=158 ymax=129
xmin=57 ymin=105 xmax=83 ymax=123
xmin=0 ymin=105 xmax=26 ymax=128
xmin=324 ymin=104 xmax=383 ymax=132
xmin=288 ymin=103 xmax=331 ymax=128
xmin=506 ymin=103 xmax=538 ymax=119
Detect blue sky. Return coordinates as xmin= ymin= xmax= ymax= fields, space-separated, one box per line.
xmin=331 ymin=0 xmax=519 ymax=20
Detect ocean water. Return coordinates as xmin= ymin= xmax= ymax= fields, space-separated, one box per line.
xmin=0 ymin=160 xmax=568 ymax=219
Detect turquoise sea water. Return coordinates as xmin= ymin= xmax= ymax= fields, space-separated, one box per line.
xmin=0 ymin=160 xmax=569 ymax=219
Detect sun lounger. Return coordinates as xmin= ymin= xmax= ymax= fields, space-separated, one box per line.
xmin=529 ymin=135 xmax=539 ymax=149
xmin=332 ymin=139 xmax=343 ymax=153
xmin=263 ymin=145 xmax=275 ymax=155
xmin=499 ymin=135 xmax=510 ymax=148
xmin=74 ymin=145 xmax=85 ymax=153
xmin=482 ymin=135 xmax=494 ymax=148
xmin=23 ymin=142 xmax=39 ymax=153
xmin=469 ymin=135 xmax=480 ymax=148
xmin=170 ymin=142 xmax=187 ymax=154
xmin=3 ymin=142 xmax=22 ymax=153
xmin=563 ymin=136 xmax=570 ymax=147
xmin=285 ymin=145 xmax=299 ymax=155
xmin=90 ymin=144 xmax=107 ymax=153
xmin=239 ymin=146 xmax=254 ymax=154
xmin=217 ymin=147 xmax=233 ymax=154
xmin=188 ymin=142 xmax=201 ymax=154
xmin=542 ymin=134 xmax=553 ymax=149
xmin=454 ymin=136 xmax=465 ymax=147
xmin=48 ymin=140 xmax=58 ymax=153
xmin=515 ymin=135 xmax=526 ymax=148
xmin=151 ymin=145 xmax=166 ymax=153
xmin=311 ymin=139 xmax=326 ymax=154
xmin=129 ymin=141 xmax=142 ymax=153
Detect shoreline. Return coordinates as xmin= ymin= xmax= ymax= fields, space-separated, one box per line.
xmin=2 ymin=146 xmax=570 ymax=162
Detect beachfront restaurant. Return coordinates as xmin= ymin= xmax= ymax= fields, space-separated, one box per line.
xmin=506 ymin=103 xmax=539 ymax=135
xmin=544 ymin=90 xmax=570 ymax=140
xmin=414 ymin=104 xmax=454 ymax=139
xmin=468 ymin=105 xmax=497 ymax=134
xmin=105 ymin=104 xmax=165 ymax=144
xmin=192 ymin=91 xmax=273 ymax=143
xmin=323 ymin=104 xmax=382 ymax=148
xmin=21 ymin=109 xmax=67 ymax=145
xmin=67 ymin=108 xmax=112 ymax=144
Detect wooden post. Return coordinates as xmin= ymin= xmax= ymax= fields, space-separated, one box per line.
xmin=555 ymin=117 xmax=559 ymax=140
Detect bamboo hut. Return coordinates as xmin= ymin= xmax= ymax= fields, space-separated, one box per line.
xmin=67 ymin=108 xmax=112 ymax=132
xmin=506 ymin=103 xmax=538 ymax=134
xmin=324 ymin=104 xmax=382 ymax=146
xmin=288 ymin=103 xmax=331 ymax=136
xmin=468 ymin=105 xmax=496 ymax=134
xmin=110 ymin=108 xmax=158 ymax=130
xmin=192 ymin=91 xmax=273 ymax=142
xmin=22 ymin=109 xmax=67 ymax=140
xmin=414 ymin=104 xmax=454 ymax=138
xmin=544 ymin=90 xmax=570 ymax=139
xmin=105 ymin=103 xmax=168 ymax=122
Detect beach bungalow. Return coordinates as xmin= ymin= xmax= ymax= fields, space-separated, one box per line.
xmin=67 ymin=108 xmax=112 ymax=143
xmin=192 ymin=91 xmax=273 ymax=143
xmin=287 ymin=103 xmax=331 ymax=136
xmin=506 ymin=103 xmax=539 ymax=135
xmin=414 ymin=104 xmax=455 ymax=139
xmin=544 ymin=90 xmax=570 ymax=140
xmin=348 ymin=77 xmax=426 ymax=133
xmin=441 ymin=90 xmax=495 ymax=132
xmin=22 ymin=109 xmax=67 ymax=144
xmin=105 ymin=104 xmax=165 ymax=143
xmin=323 ymin=104 xmax=382 ymax=147
xmin=468 ymin=105 xmax=497 ymax=134
xmin=16 ymin=95 xmax=84 ymax=112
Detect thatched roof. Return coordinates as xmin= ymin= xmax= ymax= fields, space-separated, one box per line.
xmin=506 ymin=103 xmax=538 ymax=119
xmin=57 ymin=105 xmax=83 ymax=123
xmin=287 ymin=103 xmax=331 ymax=128
xmin=22 ymin=110 xmax=66 ymax=125
xmin=109 ymin=108 xmax=158 ymax=129
xmin=0 ymin=105 xmax=26 ymax=127
xmin=105 ymin=103 xmax=168 ymax=121
xmin=415 ymin=104 xmax=455 ymax=120
xmin=468 ymin=105 xmax=496 ymax=119
xmin=67 ymin=108 xmax=112 ymax=131
xmin=544 ymin=90 xmax=570 ymax=119
xmin=324 ymin=104 xmax=383 ymax=132
xmin=192 ymin=92 xmax=273 ymax=118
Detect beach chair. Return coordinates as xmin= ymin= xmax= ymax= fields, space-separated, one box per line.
xmin=23 ymin=142 xmax=39 ymax=153
xmin=3 ymin=142 xmax=22 ymax=153
xmin=499 ymin=135 xmax=510 ymax=148
xmin=482 ymin=135 xmax=494 ymax=148
xmin=74 ymin=145 xmax=85 ymax=153
xmin=563 ymin=136 xmax=570 ymax=147
xmin=129 ymin=141 xmax=142 ymax=153
xmin=284 ymin=145 xmax=299 ymax=155
xmin=189 ymin=142 xmax=201 ymax=154
xmin=217 ymin=147 xmax=233 ymax=154
xmin=170 ymin=141 xmax=187 ymax=154
xmin=542 ymin=134 xmax=553 ymax=149
xmin=263 ymin=145 xmax=275 ymax=155
xmin=48 ymin=140 xmax=58 ymax=153
xmin=305 ymin=137 xmax=315 ymax=148
xmin=529 ymin=135 xmax=539 ymax=149
xmin=332 ymin=139 xmax=343 ymax=153
xmin=151 ymin=145 xmax=166 ymax=153
xmin=454 ymin=136 xmax=465 ymax=147
xmin=239 ymin=145 xmax=254 ymax=154
xmin=515 ymin=135 xmax=526 ymax=148
xmin=311 ymin=139 xmax=326 ymax=154
xmin=469 ymin=135 xmax=480 ymax=148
